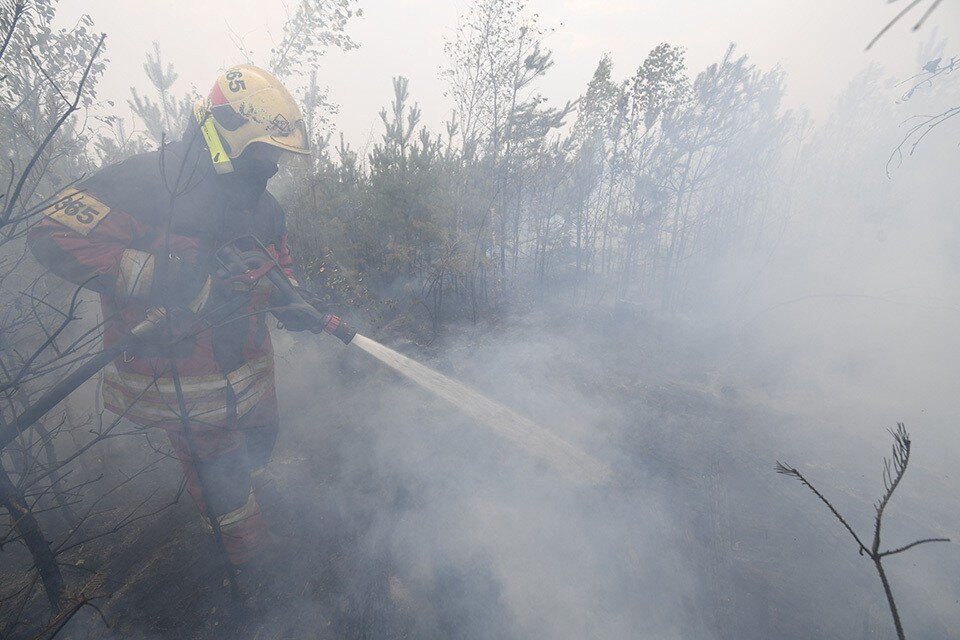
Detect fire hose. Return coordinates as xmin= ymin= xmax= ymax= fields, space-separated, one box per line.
xmin=0 ymin=238 xmax=355 ymax=450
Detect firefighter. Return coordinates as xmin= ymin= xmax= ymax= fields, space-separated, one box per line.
xmin=28 ymin=64 xmax=337 ymax=566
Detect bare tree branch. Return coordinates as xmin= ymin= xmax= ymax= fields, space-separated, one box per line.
xmin=1 ymin=33 xmax=105 ymax=225
xmin=778 ymin=424 xmax=950 ymax=640
xmin=881 ymin=536 xmax=951 ymax=557
xmin=775 ymin=461 xmax=869 ymax=554
xmin=866 ymin=0 xmax=945 ymax=50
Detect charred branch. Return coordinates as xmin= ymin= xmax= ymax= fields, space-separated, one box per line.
xmin=777 ymin=424 xmax=951 ymax=640
xmin=0 ymin=464 xmax=65 ymax=611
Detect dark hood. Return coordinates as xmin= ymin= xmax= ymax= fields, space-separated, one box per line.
xmin=78 ymin=131 xmax=281 ymax=243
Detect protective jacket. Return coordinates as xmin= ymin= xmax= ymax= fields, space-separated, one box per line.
xmin=27 ymin=135 xmax=298 ymax=564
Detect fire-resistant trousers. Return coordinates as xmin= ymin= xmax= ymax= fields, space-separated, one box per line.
xmin=160 ymin=387 xmax=279 ymax=565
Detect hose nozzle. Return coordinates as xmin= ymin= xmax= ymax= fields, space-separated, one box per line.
xmin=323 ymin=314 xmax=357 ymax=345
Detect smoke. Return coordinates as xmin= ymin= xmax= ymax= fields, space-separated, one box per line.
xmin=267 ymin=323 xmax=710 ymax=640
xmin=252 ymin=61 xmax=960 ymax=640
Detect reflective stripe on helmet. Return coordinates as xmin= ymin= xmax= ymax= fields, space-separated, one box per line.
xmin=195 ymin=102 xmax=235 ymax=174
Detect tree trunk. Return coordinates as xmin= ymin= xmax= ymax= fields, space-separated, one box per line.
xmin=0 ymin=463 xmax=66 ymax=610
xmin=873 ymin=558 xmax=906 ymax=640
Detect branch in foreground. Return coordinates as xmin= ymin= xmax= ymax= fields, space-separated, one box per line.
xmin=775 ymin=460 xmax=868 ymax=554
xmin=1 ymin=32 xmax=106 ymax=225
xmin=866 ymin=0 xmax=943 ymax=51
xmin=777 ymin=423 xmax=950 ymax=640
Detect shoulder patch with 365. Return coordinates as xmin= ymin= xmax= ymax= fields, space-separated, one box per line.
xmin=42 ymin=189 xmax=111 ymax=236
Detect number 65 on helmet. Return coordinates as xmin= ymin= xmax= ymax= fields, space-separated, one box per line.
xmin=194 ymin=64 xmax=311 ymax=174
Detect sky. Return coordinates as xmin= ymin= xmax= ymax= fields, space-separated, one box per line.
xmin=56 ymin=0 xmax=958 ymax=152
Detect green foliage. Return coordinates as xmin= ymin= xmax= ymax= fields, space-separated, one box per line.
xmin=275 ymin=4 xmax=795 ymax=333
xmin=0 ymin=0 xmax=106 ymax=219
xmin=127 ymin=42 xmax=196 ymax=145
xmin=270 ymin=0 xmax=360 ymax=78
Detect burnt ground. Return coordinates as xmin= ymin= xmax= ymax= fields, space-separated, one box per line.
xmin=5 ymin=309 xmax=959 ymax=639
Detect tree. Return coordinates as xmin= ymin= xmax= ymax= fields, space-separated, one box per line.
xmin=127 ymin=42 xmax=196 ymax=146
xmin=0 ymin=4 xmax=186 ymax=635
xmin=0 ymin=0 xmax=107 ymax=625
xmin=443 ymin=0 xmax=571 ymax=315
xmin=269 ymin=0 xmax=360 ymax=78
xmin=777 ymin=424 xmax=950 ymax=640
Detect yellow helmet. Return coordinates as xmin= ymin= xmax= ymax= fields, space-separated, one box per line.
xmin=194 ymin=64 xmax=310 ymax=174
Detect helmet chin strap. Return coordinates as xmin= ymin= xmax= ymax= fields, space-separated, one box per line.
xmin=194 ymin=103 xmax=235 ymax=174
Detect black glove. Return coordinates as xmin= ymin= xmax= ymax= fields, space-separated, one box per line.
xmin=269 ymin=283 xmax=320 ymax=332
xmin=272 ymin=302 xmax=325 ymax=333
xmin=272 ymin=287 xmax=356 ymax=344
